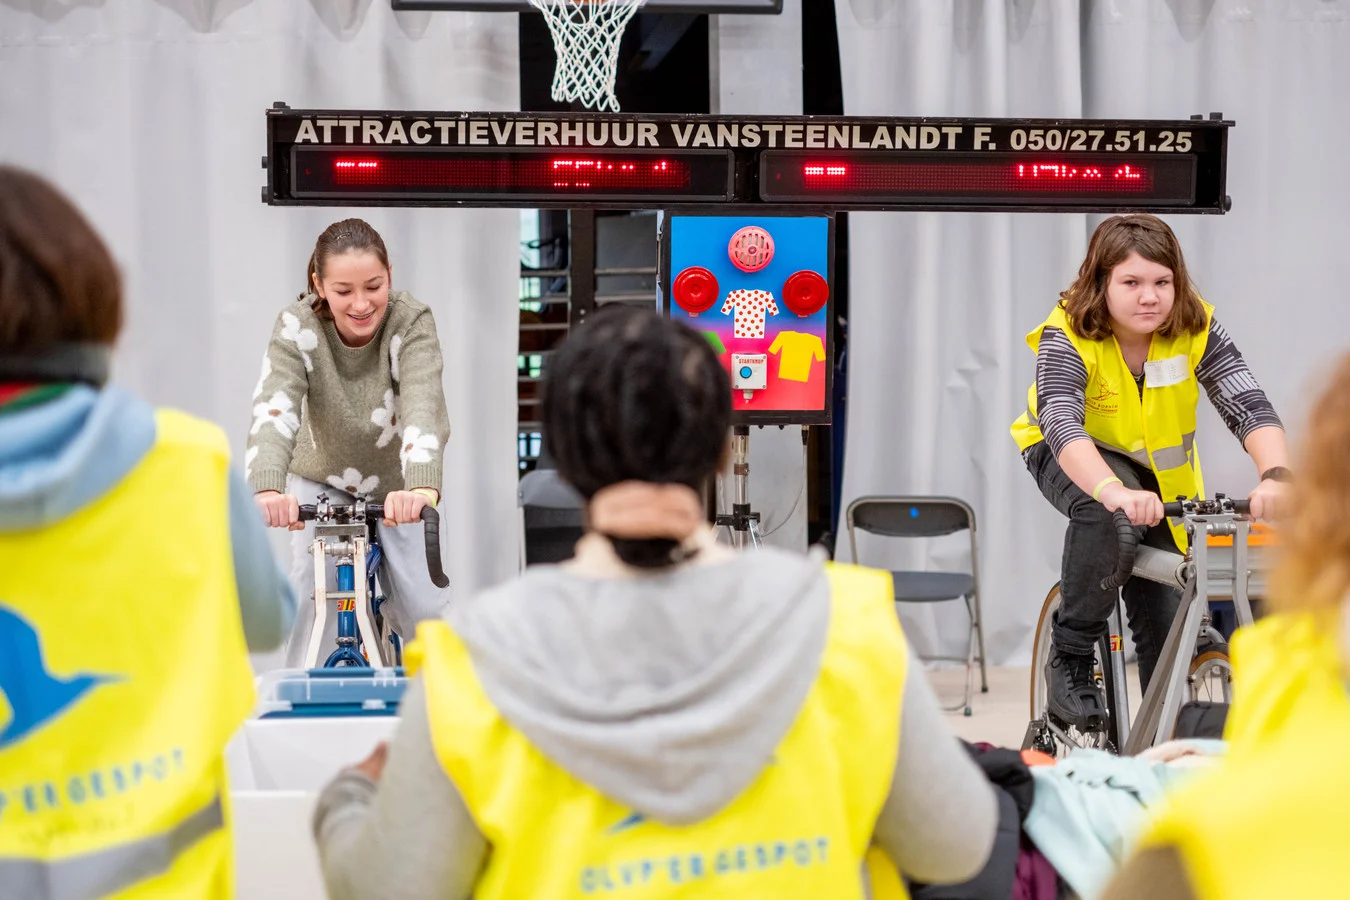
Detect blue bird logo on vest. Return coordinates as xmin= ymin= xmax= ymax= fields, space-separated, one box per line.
xmin=0 ymin=604 xmax=119 ymax=749
xmin=607 ymin=811 xmax=646 ymax=834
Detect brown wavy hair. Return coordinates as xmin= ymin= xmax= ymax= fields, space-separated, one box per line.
xmin=1060 ymin=214 xmax=1206 ymax=341
xmin=1269 ymin=352 xmax=1350 ymax=615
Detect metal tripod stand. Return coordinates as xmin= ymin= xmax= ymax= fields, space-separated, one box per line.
xmin=715 ymin=425 xmax=763 ymax=549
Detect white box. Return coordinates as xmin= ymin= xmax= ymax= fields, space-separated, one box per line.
xmin=227 ymin=714 xmax=398 ymax=899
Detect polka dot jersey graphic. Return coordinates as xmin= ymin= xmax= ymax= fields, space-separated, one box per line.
xmin=721 ymin=289 xmax=780 ymax=339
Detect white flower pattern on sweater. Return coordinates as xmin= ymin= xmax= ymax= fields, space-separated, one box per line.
xmin=399 ymin=426 xmax=439 ymax=476
xmin=251 ymin=391 xmax=300 ymax=440
xmin=280 ymin=312 xmax=318 ymax=372
xmin=244 ymin=446 xmax=258 ymax=480
xmin=389 ymin=334 xmax=403 ymax=383
xmin=245 ymin=292 xmax=450 ymax=499
xmin=327 ymin=468 xmax=380 ymax=498
xmin=371 ymin=389 xmax=400 ymax=449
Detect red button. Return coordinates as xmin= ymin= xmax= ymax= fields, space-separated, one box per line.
xmin=782 ymin=270 xmax=828 ymax=317
xmin=672 ymin=266 xmax=719 ymax=316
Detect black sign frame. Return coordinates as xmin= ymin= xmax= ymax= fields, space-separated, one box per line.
xmin=263 ymin=104 xmax=1233 ymax=214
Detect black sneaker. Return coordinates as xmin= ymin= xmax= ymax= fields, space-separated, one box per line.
xmin=1045 ymin=647 xmax=1106 ymax=731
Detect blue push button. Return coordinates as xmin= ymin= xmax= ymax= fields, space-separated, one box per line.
xmin=739 ymin=366 xmax=753 ymax=379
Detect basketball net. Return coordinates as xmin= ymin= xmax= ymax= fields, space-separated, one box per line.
xmin=528 ymin=0 xmax=647 ymax=112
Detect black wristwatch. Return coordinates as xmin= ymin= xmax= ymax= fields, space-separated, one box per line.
xmin=1260 ymin=466 xmax=1292 ymax=483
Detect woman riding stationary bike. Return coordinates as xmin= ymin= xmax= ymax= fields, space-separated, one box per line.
xmin=1011 ymin=214 xmax=1289 ymax=732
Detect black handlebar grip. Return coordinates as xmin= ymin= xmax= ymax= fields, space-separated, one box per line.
xmin=1161 ymin=501 xmax=1184 ymax=518
xmin=419 ymin=507 xmax=450 ymax=588
xmin=298 ymin=504 xmax=317 ymax=522
xmin=1231 ymin=498 xmax=1252 ymax=515
xmin=1101 ymin=508 xmax=1141 ymax=591
xmin=366 ymin=504 xmax=384 ymax=520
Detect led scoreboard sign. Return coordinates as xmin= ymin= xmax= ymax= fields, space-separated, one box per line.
xmin=263 ymin=104 xmax=1232 ymax=213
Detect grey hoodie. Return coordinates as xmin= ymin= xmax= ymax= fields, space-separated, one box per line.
xmin=314 ymin=542 xmax=998 ymax=899
xmin=453 ymin=547 xmax=830 ymax=823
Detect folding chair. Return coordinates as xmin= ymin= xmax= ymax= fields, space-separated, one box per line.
xmin=845 ymin=496 xmax=989 ymax=716
xmin=517 ymin=467 xmax=586 ymax=568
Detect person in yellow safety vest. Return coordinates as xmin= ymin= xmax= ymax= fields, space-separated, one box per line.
xmin=1101 ymin=350 xmax=1350 ymax=900
xmin=311 ymin=306 xmax=999 ymax=900
xmin=1009 ymin=213 xmax=1289 ymax=733
xmin=0 ymin=166 xmax=296 ymax=899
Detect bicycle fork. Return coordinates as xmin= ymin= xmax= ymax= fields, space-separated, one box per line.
xmin=304 ymin=524 xmax=390 ymax=670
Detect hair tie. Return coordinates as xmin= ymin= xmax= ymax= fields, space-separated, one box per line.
xmin=589 ymin=481 xmax=704 ymax=542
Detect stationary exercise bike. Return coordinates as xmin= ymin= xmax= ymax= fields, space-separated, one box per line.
xmin=1025 ymin=494 xmax=1263 ymax=755
xmin=298 ymin=494 xmax=449 ymax=670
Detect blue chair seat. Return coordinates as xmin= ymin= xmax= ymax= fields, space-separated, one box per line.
xmin=892 ymin=571 xmax=976 ymax=604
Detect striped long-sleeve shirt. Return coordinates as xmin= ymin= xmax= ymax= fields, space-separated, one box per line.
xmin=1034 ymin=317 xmax=1282 ymax=459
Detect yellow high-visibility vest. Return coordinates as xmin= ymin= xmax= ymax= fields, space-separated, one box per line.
xmin=1011 ymin=300 xmax=1214 ymax=549
xmin=1137 ymin=612 xmax=1350 ymax=899
xmin=408 ymin=563 xmax=910 ymax=899
xmin=0 ymin=408 xmax=255 ymax=898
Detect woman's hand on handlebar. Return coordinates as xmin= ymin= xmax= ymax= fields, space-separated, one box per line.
xmin=255 ymin=490 xmax=304 ymax=530
xmin=382 ymin=489 xmax=435 ymax=527
xmin=1097 ymin=482 xmax=1165 ymax=527
xmin=1247 ymin=478 xmax=1288 ymax=522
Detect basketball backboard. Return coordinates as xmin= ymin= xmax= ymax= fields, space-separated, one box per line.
xmin=392 ymin=0 xmax=781 ymax=14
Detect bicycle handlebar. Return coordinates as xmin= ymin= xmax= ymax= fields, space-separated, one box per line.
xmin=297 ymin=499 xmax=450 ymax=588
xmin=1106 ymin=493 xmax=1251 ymax=591
xmin=1101 ymin=509 xmax=1140 ymax=591
xmin=1160 ymin=495 xmax=1251 ymax=519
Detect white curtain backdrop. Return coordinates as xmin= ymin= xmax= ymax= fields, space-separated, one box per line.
xmin=0 ymin=1 xmax=524 ymax=669
xmin=835 ymin=0 xmax=1350 ymax=665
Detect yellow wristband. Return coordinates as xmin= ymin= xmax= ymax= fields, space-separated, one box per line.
xmin=1092 ymin=476 xmax=1123 ymax=502
xmin=411 ymin=487 xmax=440 ymax=506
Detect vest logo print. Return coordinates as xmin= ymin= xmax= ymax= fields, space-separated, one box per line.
xmin=580 ymin=837 xmax=832 ymax=894
xmin=1086 ymin=374 xmax=1119 ymax=417
xmin=607 ymin=811 xmax=646 ymax=834
xmin=0 ymin=604 xmax=118 ymax=749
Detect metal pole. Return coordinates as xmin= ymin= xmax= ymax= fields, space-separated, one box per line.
xmin=731 ymin=425 xmax=750 ymax=549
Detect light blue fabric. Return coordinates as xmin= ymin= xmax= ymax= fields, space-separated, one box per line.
xmin=1023 ymin=741 xmax=1226 ymax=900
xmin=0 ymin=385 xmax=294 ymax=651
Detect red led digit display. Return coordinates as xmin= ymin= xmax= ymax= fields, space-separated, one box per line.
xmin=291 ymin=148 xmax=734 ymax=202
xmin=760 ymin=152 xmax=1197 ymax=206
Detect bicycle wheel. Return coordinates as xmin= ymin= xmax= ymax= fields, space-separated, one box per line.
xmin=1026 ymin=583 xmax=1111 ymax=757
xmin=1187 ymin=646 xmax=1233 ymax=705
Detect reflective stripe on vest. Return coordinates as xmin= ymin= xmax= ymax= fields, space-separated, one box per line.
xmin=0 ymin=408 xmax=255 ymax=899
xmin=1010 ymin=301 xmax=1213 ymax=550
xmin=0 ymin=796 xmax=223 ymax=900
xmin=1139 ymin=613 xmax=1350 ymax=899
xmin=408 ymin=562 xmax=910 ymax=900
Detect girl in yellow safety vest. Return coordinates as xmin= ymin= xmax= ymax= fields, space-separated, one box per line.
xmin=1009 ymin=214 xmax=1289 ymax=733
xmin=312 ymin=306 xmax=999 ymax=900
xmin=1102 ymin=351 xmax=1350 ymax=900
xmin=0 ymin=166 xmax=294 ymax=897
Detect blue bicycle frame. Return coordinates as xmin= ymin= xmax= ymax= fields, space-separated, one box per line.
xmin=324 ymin=555 xmax=367 ymax=668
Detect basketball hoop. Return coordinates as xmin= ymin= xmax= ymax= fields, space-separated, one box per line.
xmin=527 ymin=0 xmax=647 ymax=112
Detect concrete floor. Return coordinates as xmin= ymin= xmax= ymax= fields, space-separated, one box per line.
xmin=926 ymin=663 xmax=1144 ymax=749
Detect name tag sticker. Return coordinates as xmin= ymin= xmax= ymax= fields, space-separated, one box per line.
xmin=1144 ymin=355 xmax=1189 ymax=388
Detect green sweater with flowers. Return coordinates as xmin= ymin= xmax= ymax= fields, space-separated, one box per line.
xmin=246 ymin=291 xmax=450 ymax=501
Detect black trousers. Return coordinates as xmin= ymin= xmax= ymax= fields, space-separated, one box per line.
xmin=1024 ymin=441 xmax=1182 ymax=691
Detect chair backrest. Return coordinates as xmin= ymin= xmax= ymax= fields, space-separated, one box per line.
xmin=846 ymin=496 xmax=975 ymax=539
xmin=518 ymin=469 xmax=586 ymax=565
